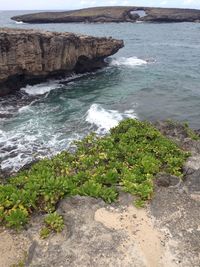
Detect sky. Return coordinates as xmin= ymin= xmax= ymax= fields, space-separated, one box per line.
xmin=0 ymin=0 xmax=200 ymax=11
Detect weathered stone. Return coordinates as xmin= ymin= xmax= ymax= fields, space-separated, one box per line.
xmin=182 ymin=139 xmax=200 ymax=154
xmin=151 ymin=182 xmax=200 ymax=267
xmin=184 ymin=155 xmax=200 ymax=174
xmin=156 ymin=173 xmax=180 ymax=187
xmin=195 ymin=129 xmax=200 ymax=137
xmin=150 ymin=121 xmax=200 ymax=266
xmin=154 ymin=121 xmax=200 ymax=153
xmin=154 ymin=121 xmax=189 ymax=142
xmin=0 ymin=195 xmax=180 ymax=267
xmin=184 ymin=169 xmax=200 ymax=194
xmin=0 ymin=28 xmax=123 ymax=96
xmin=11 ymin=6 xmax=200 ymax=24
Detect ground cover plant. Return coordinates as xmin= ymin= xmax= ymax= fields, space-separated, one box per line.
xmin=0 ymin=119 xmax=189 ymax=230
xmin=40 ymin=212 xmax=64 ymax=238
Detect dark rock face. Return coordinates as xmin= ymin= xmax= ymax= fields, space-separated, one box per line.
xmin=0 ymin=28 xmax=123 ymax=96
xmin=11 ymin=6 xmax=200 ymax=24
xmin=155 ymin=173 xmax=180 ymax=187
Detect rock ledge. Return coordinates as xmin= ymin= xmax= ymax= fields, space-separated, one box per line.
xmin=0 ymin=28 xmax=123 ymax=96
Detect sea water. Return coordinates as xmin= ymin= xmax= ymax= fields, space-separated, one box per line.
xmin=0 ymin=11 xmax=200 ymax=172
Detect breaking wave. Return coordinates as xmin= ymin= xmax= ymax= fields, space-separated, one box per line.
xmin=109 ymin=56 xmax=148 ymax=67
xmin=86 ymin=103 xmax=137 ymax=134
xmin=15 ymin=21 xmax=25 ymax=24
xmin=21 ymin=81 xmax=63 ymax=96
xmin=20 ymin=73 xmax=88 ymax=96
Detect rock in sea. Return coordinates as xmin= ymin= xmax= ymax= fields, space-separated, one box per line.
xmin=0 ymin=28 xmax=124 ymax=96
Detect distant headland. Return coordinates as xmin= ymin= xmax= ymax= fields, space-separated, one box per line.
xmin=11 ymin=6 xmax=200 ymax=24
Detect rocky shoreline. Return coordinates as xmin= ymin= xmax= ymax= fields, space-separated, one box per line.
xmin=0 ymin=28 xmax=123 ymax=96
xmin=11 ymin=6 xmax=200 ymax=24
xmin=0 ymin=120 xmax=199 ymax=267
xmin=0 ymin=13 xmax=200 ymax=267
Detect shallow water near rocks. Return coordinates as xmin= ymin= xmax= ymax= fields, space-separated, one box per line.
xmin=0 ymin=11 xmax=200 ymax=172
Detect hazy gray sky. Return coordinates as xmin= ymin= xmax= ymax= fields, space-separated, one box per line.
xmin=1 ymin=0 xmax=200 ymax=10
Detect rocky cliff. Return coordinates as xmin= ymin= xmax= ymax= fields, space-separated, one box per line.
xmin=11 ymin=6 xmax=200 ymax=24
xmin=0 ymin=28 xmax=123 ymax=96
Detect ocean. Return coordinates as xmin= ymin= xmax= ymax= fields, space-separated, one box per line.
xmin=0 ymin=10 xmax=200 ymax=173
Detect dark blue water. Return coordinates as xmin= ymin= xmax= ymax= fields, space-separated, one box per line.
xmin=0 ymin=11 xmax=200 ymax=172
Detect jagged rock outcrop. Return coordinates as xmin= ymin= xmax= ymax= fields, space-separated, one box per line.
xmin=11 ymin=6 xmax=200 ymax=24
xmin=0 ymin=28 xmax=123 ymax=96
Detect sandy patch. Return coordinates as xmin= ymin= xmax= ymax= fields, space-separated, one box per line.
xmin=0 ymin=229 xmax=29 ymax=267
xmin=95 ymin=205 xmax=178 ymax=267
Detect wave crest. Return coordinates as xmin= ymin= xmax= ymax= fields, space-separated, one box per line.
xmin=15 ymin=21 xmax=25 ymax=24
xmin=110 ymin=56 xmax=147 ymax=67
xmin=86 ymin=104 xmax=137 ymax=134
xmin=21 ymin=82 xmax=63 ymax=96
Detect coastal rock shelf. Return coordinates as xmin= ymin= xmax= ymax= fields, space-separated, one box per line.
xmin=11 ymin=6 xmax=200 ymax=24
xmin=0 ymin=28 xmax=123 ymax=96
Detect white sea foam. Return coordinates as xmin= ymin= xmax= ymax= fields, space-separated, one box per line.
xmin=0 ymin=122 xmax=81 ymax=173
xmin=110 ymin=57 xmax=147 ymax=67
xmin=21 ymin=81 xmax=63 ymax=96
xmin=15 ymin=21 xmax=25 ymax=24
xmin=20 ymin=73 xmax=88 ymax=96
xmin=86 ymin=104 xmax=137 ymax=134
xmin=0 ymin=103 xmax=137 ymax=173
xmin=0 ymin=105 xmax=15 ymax=116
xmin=18 ymin=105 xmax=33 ymax=113
xmin=59 ymin=73 xmax=86 ymax=83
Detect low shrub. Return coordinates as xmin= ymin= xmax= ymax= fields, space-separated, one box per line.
xmin=40 ymin=212 xmax=64 ymax=238
xmin=0 ymin=119 xmax=189 ymax=229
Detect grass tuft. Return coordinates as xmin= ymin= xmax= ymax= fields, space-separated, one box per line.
xmin=40 ymin=212 xmax=64 ymax=238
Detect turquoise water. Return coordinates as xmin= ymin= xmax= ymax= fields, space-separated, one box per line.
xmin=0 ymin=11 xmax=200 ymax=172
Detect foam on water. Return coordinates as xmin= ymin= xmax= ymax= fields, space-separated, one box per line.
xmin=18 ymin=105 xmax=34 ymax=113
xmin=0 ymin=103 xmax=137 ymax=173
xmin=86 ymin=104 xmax=137 ymax=134
xmin=0 ymin=123 xmax=81 ymax=172
xmin=0 ymin=14 xmax=200 ymax=174
xmin=110 ymin=57 xmax=147 ymax=67
xmin=21 ymin=81 xmax=63 ymax=96
xmin=0 ymin=105 xmax=16 ymax=116
xmin=20 ymin=73 xmax=88 ymax=96
xmin=15 ymin=21 xmax=25 ymax=24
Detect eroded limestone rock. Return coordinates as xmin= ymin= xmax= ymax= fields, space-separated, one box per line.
xmin=0 ymin=28 xmax=123 ymax=96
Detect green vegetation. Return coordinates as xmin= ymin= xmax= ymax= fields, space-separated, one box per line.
xmin=183 ymin=122 xmax=200 ymax=141
xmin=40 ymin=212 xmax=64 ymax=238
xmin=11 ymin=251 xmax=27 ymax=267
xmin=11 ymin=261 xmax=25 ymax=267
xmin=166 ymin=119 xmax=199 ymax=141
xmin=11 ymin=260 xmax=25 ymax=267
xmin=0 ymin=119 xmax=189 ymax=229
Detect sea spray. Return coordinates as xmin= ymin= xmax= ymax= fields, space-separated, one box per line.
xmin=0 ymin=103 xmax=137 ymax=173
xmin=86 ymin=104 xmax=137 ymax=134
xmin=109 ymin=57 xmax=148 ymax=67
